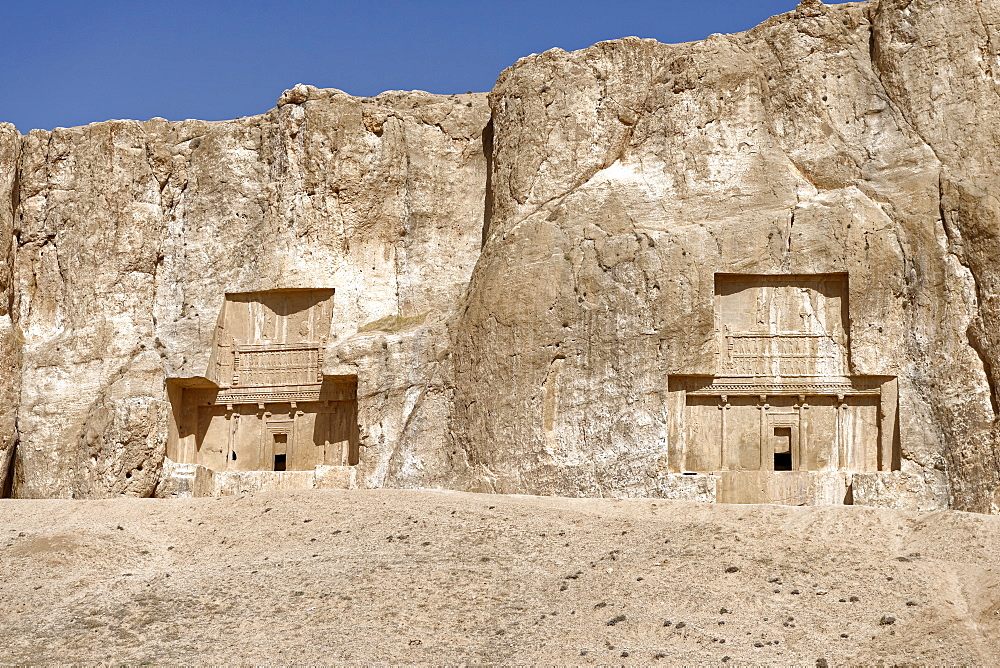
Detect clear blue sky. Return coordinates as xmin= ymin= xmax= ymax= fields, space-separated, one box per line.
xmin=1 ymin=0 xmax=801 ymax=132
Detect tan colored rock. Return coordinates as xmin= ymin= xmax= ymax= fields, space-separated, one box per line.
xmin=3 ymin=0 xmax=1000 ymax=512
xmin=868 ymin=0 xmax=1000 ymax=511
xmin=6 ymin=90 xmax=490 ymax=498
xmin=852 ymin=469 xmax=949 ymax=512
xmin=716 ymin=471 xmax=849 ymax=506
xmin=0 ymin=123 xmax=19 ymax=495
xmin=452 ymin=0 xmax=995 ymax=510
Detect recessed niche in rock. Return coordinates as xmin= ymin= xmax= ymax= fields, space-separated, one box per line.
xmin=669 ymin=274 xmax=899 ymax=474
xmin=166 ymin=289 xmax=359 ymax=472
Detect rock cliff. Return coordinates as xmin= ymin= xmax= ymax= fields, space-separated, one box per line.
xmin=2 ymin=0 xmax=1000 ymax=512
xmin=454 ymin=0 xmax=1000 ymax=512
xmin=1 ymin=87 xmax=490 ymax=497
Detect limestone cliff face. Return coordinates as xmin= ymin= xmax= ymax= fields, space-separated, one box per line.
xmin=453 ymin=0 xmax=999 ymax=511
xmin=0 ymin=124 xmax=20 ymax=497
xmin=869 ymin=0 xmax=1000 ymax=511
xmin=2 ymin=0 xmax=1000 ymax=511
xmin=4 ymin=87 xmax=489 ymax=498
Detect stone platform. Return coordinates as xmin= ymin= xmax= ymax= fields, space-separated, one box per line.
xmin=155 ymin=459 xmax=358 ymax=498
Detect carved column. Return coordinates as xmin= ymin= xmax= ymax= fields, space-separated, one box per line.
xmin=719 ymin=395 xmax=729 ymax=471
xmin=836 ymin=394 xmax=846 ymax=471
xmin=226 ymin=406 xmax=236 ymax=471
xmin=232 ymin=347 xmax=241 ymax=387
xmin=292 ymin=404 xmax=305 ymax=470
xmin=798 ymin=395 xmax=809 ymax=471
xmin=879 ymin=378 xmax=898 ymax=472
xmin=263 ymin=410 xmax=273 ymax=468
xmin=758 ymin=395 xmax=770 ymax=471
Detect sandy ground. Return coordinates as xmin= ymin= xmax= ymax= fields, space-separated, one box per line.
xmin=1 ymin=490 xmax=999 ymax=665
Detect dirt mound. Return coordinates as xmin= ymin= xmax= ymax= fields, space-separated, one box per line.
xmin=1 ymin=490 xmax=998 ymax=664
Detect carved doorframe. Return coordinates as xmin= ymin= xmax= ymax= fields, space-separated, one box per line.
xmin=765 ymin=411 xmax=800 ymax=471
xmin=265 ymin=418 xmax=294 ymax=471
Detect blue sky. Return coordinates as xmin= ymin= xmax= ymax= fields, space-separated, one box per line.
xmin=1 ymin=0 xmax=800 ymax=132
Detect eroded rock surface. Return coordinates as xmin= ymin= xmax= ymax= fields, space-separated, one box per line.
xmin=4 ymin=86 xmax=490 ymax=498
xmin=0 ymin=123 xmax=20 ymax=496
xmin=453 ymin=0 xmax=1000 ymax=511
xmin=1 ymin=1 xmax=999 ymax=511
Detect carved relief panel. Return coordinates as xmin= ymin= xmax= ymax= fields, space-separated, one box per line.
xmin=668 ymin=274 xmax=898 ymax=482
xmin=715 ymin=274 xmax=849 ymax=377
xmin=167 ymin=288 xmax=361 ymax=473
xmin=207 ymin=289 xmax=335 ymax=388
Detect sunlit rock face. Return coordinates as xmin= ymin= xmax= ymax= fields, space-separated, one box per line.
xmin=1 ymin=87 xmax=491 ymax=498
xmin=3 ymin=0 xmax=1000 ymax=512
xmin=452 ymin=0 xmax=999 ymax=511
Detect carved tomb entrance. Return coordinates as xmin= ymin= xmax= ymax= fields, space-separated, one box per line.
xmin=167 ymin=289 xmax=360 ymax=472
xmin=669 ymin=275 xmax=898 ymax=486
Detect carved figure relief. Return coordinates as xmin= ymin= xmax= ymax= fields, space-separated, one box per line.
xmin=167 ymin=289 xmax=360 ymax=472
xmin=716 ymin=274 xmax=848 ymax=377
xmin=670 ymin=274 xmax=898 ymax=476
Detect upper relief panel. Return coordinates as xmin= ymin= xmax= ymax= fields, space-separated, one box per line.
xmin=217 ymin=289 xmax=335 ymax=347
xmin=715 ymin=274 xmax=849 ymax=377
xmin=207 ymin=289 xmax=335 ymax=388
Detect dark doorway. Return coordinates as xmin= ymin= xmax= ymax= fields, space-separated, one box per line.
xmin=773 ymin=427 xmax=792 ymax=470
xmin=273 ymin=433 xmax=288 ymax=471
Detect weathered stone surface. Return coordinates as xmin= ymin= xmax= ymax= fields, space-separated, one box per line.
xmin=2 ymin=0 xmax=1000 ymax=511
xmin=852 ymin=469 xmax=949 ymax=512
xmin=717 ymin=471 xmax=849 ymax=506
xmin=651 ymin=473 xmax=718 ymax=502
xmin=868 ymin=0 xmax=1000 ymax=513
xmin=0 ymin=123 xmax=19 ymax=496
xmin=452 ymin=0 xmax=998 ymax=510
xmin=156 ymin=460 xmax=358 ymax=497
xmin=5 ymin=88 xmax=490 ymax=498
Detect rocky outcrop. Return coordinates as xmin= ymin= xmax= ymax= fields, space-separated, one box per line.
xmin=0 ymin=124 xmax=20 ymax=496
xmin=452 ymin=0 xmax=998 ymax=511
xmin=2 ymin=0 xmax=1000 ymax=511
xmin=5 ymin=86 xmax=489 ymax=498
xmin=868 ymin=0 xmax=1000 ymax=511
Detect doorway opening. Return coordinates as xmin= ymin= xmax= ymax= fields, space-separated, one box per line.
xmin=272 ymin=433 xmax=288 ymax=471
xmin=773 ymin=427 xmax=792 ymax=471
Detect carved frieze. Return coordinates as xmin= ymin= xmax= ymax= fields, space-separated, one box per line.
xmin=232 ymin=344 xmax=324 ymax=388
xmin=715 ymin=274 xmax=849 ymax=377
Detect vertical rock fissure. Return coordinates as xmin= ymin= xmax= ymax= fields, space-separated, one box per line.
xmin=939 ymin=175 xmax=1000 ymax=417
xmin=481 ymin=118 xmax=494 ymax=248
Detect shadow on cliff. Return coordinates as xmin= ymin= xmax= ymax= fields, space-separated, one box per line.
xmin=1 ymin=441 xmax=15 ymax=498
xmin=481 ymin=118 xmax=493 ymax=248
